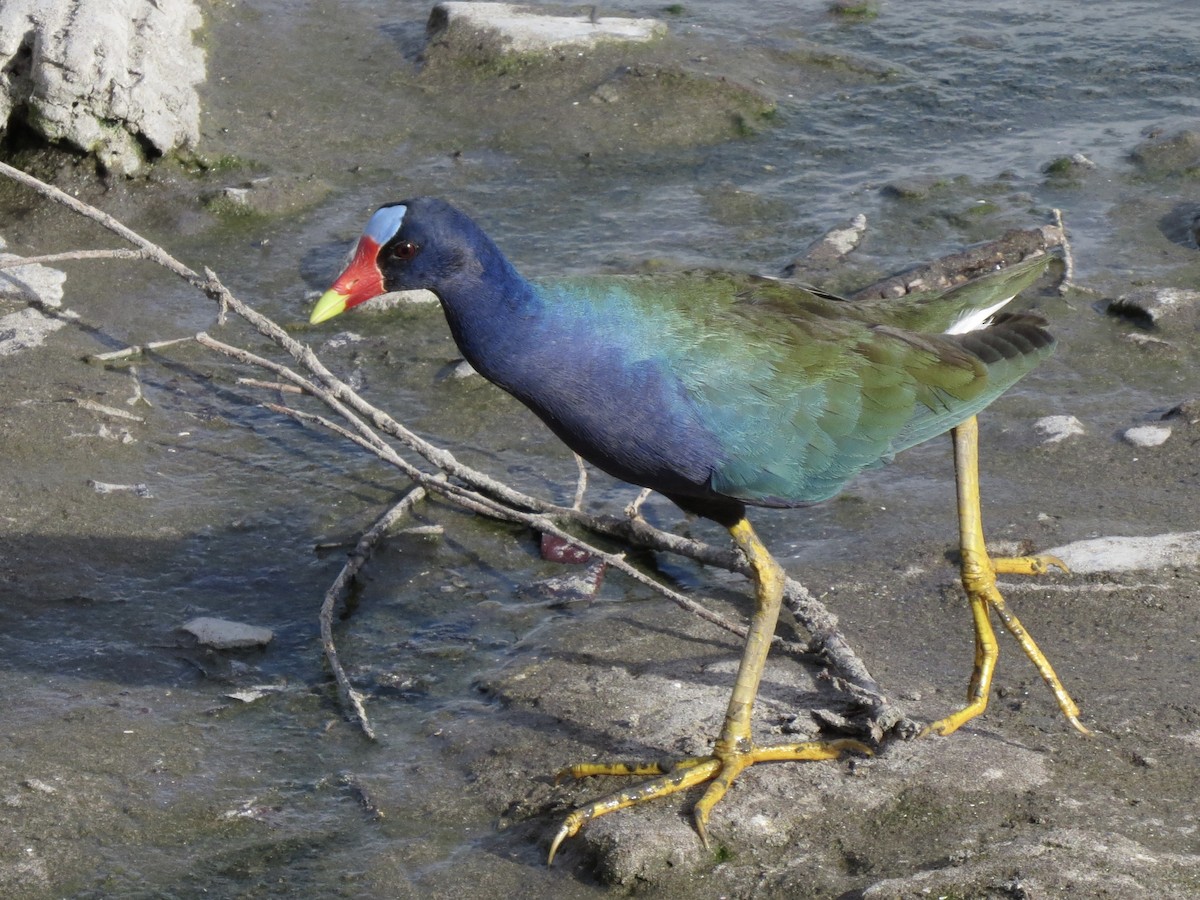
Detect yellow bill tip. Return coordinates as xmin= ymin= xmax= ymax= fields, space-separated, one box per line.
xmin=309 ymin=289 xmax=350 ymax=325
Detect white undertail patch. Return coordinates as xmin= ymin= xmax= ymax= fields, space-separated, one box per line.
xmin=944 ymin=294 xmax=1014 ymax=335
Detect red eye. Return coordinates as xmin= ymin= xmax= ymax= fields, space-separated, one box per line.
xmin=391 ymin=240 xmax=418 ymax=260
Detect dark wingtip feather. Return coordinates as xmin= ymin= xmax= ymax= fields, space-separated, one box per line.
xmin=957 ymin=311 xmax=1054 ymax=365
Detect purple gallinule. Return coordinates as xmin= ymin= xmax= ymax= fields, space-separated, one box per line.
xmin=310 ymin=198 xmax=1087 ymax=861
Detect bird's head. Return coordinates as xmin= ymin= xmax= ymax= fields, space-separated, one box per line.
xmin=309 ymin=197 xmax=482 ymax=324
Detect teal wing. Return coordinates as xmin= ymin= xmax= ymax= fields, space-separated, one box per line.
xmin=678 ymin=304 xmax=1052 ymax=505
xmin=544 ymin=267 xmax=1053 ymax=506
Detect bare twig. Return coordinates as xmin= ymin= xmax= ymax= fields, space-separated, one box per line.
xmin=88 ymin=336 xmax=195 ymax=363
xmin=1052 ymin=208 xmax=1075 ymax=295
xmin=0 ymin=161 xmax=206 ymax=286
xmin=319 ymin=484 xmax=434 ymax=739
xmin=571 ymin=453 xmax=588 ymax=510
xmin=0 ymin=248 xmax=148 ymax=269
xmin=625 ymin=487 xmax=652 ymax=519
xmin=71 ymin=398 xmax=145 ymax=422
xmin=237 ymin=377 xmax=305 ymax=394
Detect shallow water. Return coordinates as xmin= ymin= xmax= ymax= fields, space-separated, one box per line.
xmin=2 ymin=1 xmax=1199 ymax=896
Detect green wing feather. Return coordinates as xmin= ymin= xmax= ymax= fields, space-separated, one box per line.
xmin=539 ymin=254 xmax=1055 ymax=506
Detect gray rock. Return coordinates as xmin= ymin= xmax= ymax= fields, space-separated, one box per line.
xmin=1163 ymin=398 xmax=1200 ymax=424
xmin=800 ymin=214 xmax=868 ymax=265
xmin=1034 ymin=414 xmax=1085 ymax=444
xmin=1122 ymin=423 xmax=1172 ymax=447
xmin=0 ymin=0 xmax=205 ymax=175
xmin=201 ymin=175 xmax=332 ymax=217
xmin=427 ymin=2 xmax=666 ymax=58
xmin=362 ymin=289 xmax=440 ymax=310
xmin=0 ymin=252 xmax=66 ymax=307
xmin=182 ymin=616 xmax=274 ymax=650
xmin=1130 ymin=127 xmax=1200 ymax=178
xmin=880 ymin=175 xmax=951 ymax=201
xmin=1108 ymin=286 xmax=1200 ymax=330
xmin=1042 ymin=151 xmax=1096 ymax=180
xmin=440 ymin=358 xmax=479 ymax=380
xmin=1043 ymin=532 xmax=1200 ymax=574
xmin=0 ymin=248 xmax=70 ymax=355
xmin=0 ymin=306 xmax=68 ymax=355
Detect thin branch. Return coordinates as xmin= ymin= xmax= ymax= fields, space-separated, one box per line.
xmin=319 ymin=484 xmax=434 ymax=739
xmin=625 ymin=487 xmax=652 ymax=519
xmin=0 ymin=248 xmax=148 ymax=269
xmin=70 ymin=398 xmax=145 ymax=422
xmin=88 ymin=336 xmax=195 ymax=363
xmin=236 ymin=377 xmax=305 ymax=394
xmin=571 ymin=453 xmax=588 ymax=510
xmin=1052 ymin=208 xmax=1075 ymax=295
xmin=0 ymin=160 xmax=206 ymax=287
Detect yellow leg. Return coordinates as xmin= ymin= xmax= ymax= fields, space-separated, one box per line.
xmin=923 ymin=416 xmax=1090 ymax=737
xmin=547 ymin=517 xmax=870 ymax=864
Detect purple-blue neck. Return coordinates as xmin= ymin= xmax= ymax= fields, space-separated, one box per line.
xmin=433 ymin=237 xmax=545 ymax=391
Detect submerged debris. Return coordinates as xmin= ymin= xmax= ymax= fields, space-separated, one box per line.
xmin=89 ymin=480 xmax=153 ymax=498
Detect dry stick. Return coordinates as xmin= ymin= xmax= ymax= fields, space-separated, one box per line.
xmin=571 ymin=453 xmax=588 ymax=510
xmin=88 ymin=336 xmax=195 ymax=362
xmin=0 ymin=162 xmax=203 ymax=285
xmin=1052 ymin=208 xmax=1075 ymax=295
xmin=237 ymin=377 xmax=305 ymax=394
xmin=71 ymin=398 xmax=145 ymax=422
xmin=319 ymin=484 xmax=432 ymax=740
xmin=0 ymin=160 xmax=905 ymax=737
xmin=0 ymin=248 xmax=148 ymax=269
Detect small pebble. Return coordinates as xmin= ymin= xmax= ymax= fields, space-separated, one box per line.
xmin=442 ymin=359 xmax=478 ymax=380
xmin=1122 ymin=424 xmax=1171 ymax=448
xmin=182 ymin=616 xmax=274 ymax=649
xmin=1034 ymin=414 xmax=1085 ymax=444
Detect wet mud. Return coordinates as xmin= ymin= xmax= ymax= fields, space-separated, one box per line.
xmin=1 ymin=2 xmax=1199 ymax=897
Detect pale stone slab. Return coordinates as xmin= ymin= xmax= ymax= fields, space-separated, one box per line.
xmin=429 ymin=2 xmax=666 ymax=55
xmin=0 ymin=0 xmax=205 ymax=174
